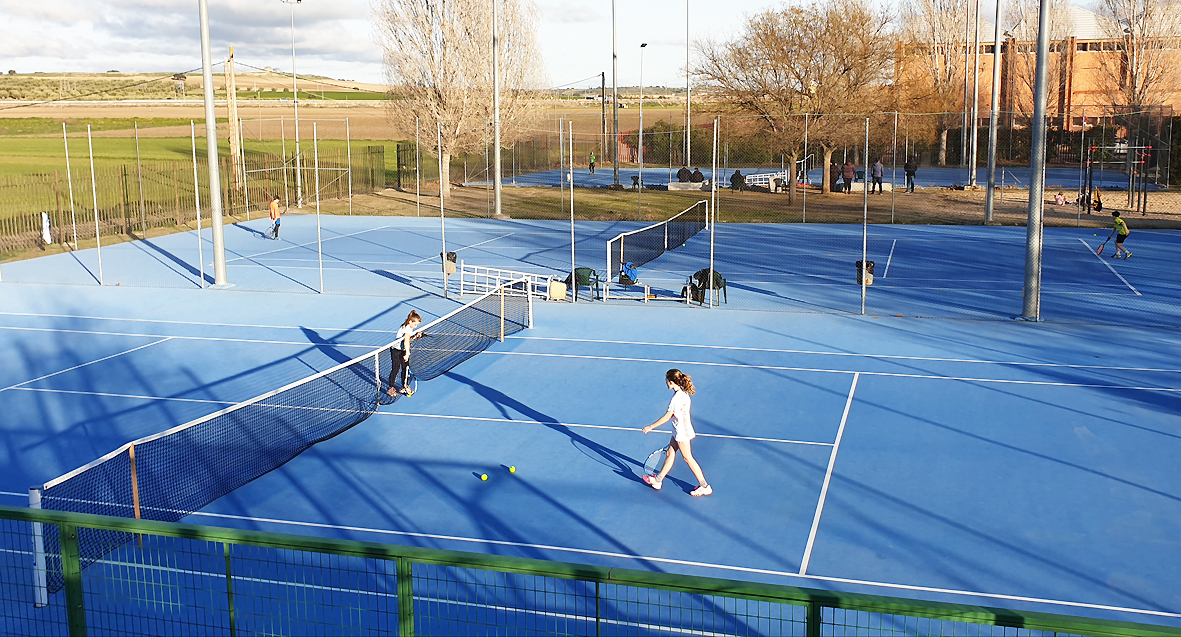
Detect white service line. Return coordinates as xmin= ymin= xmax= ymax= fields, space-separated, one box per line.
xmin=882 ymin=239 xmax=897 ymax=278
xmin=799 ymin=373 xmax=857 ymax=576
xmin=410 ymin=233 xmax=516 ymax=264
xmin=0 ymin=310 xmax=422 ymax=335
xmin=0 ymin=337 xmax=172 ymax=393
xmin=376 ymin=412 xmax=832 ymax=446
xmin=225 ymin=222 xmax=405 ymax=263
xmin=0 ymin=325 xmax=374 ymax=349
xmin=503 ymin=335 xmax=1176 ymax=375
xmin=173 ymin=508 xmax=1181 ymax=621
xmin=485 ymin=351 xmax=1181 ymax=392
xmin=1079 ymin=237 xmax=1141 ymax=295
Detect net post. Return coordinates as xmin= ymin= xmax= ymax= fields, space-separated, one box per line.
xmin=396 ymin=557 xmax=415 ymax=637
xmin=527 ymin=280 xmax=534 ymax=329
xmin=28 ymin=487 xmax=48 ymax=608
xmin=499 ymin=285 xmax=506 ymax=342
xmin=61 ymin=524 xmax=87 ymax=636
xmin=374 ymin=350 xmax=381 ymax=393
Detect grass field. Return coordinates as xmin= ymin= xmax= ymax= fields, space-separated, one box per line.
xmin=0 ymin=135 xmax=395 ymax=177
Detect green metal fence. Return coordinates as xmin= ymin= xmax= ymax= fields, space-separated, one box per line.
xmin=1 ymin=505 xmax=1177 ymax=636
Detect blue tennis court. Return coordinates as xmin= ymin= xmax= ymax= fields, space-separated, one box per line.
xmin=467 ymin=165 xmax=1148 ymax=191
xmin=1 ymin=215 xmax=1180 ymax=632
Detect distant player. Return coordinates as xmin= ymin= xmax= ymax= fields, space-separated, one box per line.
xmin=589 ymin=153 xmax=596 ymax=175
xmin=641 ymin=369 xmax=712 ymax=497
xmin=1107 ymin=210 xmax=1132 ymax=259
xmin=268 ymin=194 xmax=284 ymax=240
xmin=387 ymin=311 xmax=423 ymax=396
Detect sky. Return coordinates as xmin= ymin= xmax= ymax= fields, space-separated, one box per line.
xmin=0 ymin=0 xmax=803 ymax=89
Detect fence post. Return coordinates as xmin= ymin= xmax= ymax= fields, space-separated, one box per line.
xmin=60 ymin=524 xmax=87 ymax=636
xmin=806 ymin=601 xmax=821 ymax=637
xmin=223 ymin=543 xmax=238 ymax=637
xmin=396 ymin=557 xmax=415 ymax=637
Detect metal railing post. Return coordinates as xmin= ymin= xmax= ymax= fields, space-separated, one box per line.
xmin=397 ymin=557 xmax=415 ymax=637
xmin=61 ymin=524 xmax=87 ymax=636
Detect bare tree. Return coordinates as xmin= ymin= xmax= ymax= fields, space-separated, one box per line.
xmin=374 ymin=0 xmax=544 ymax=197
xmin=1005 ymin=0 xmax=1071 ymax=119
xmin=1093 ymin=0 xmax=1181 ymax=107
xmin=695 ymin=1 xmax=893 ymax=195
xmin=898 ymin=0 xmax=972 ymax=165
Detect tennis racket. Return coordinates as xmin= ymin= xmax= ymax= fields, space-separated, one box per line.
xmin=644 ymin=447 xmax=668 ymax=477
xmin=404 ymin=372 xmax=418 ymax=397
xmin=1096 ymin=240 xmax=1108 ymax=255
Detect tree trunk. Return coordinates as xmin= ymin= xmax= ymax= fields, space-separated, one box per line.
xmin=821 ymin=147 xmax=835 ymax=194
xmin=938 ymin=128 xmax=948 ymax=166
xmin=787 ymin=151 xmax=799 ymax=205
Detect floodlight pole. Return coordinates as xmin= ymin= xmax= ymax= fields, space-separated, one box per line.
xmin=685 ymin=0 xmax=691 ymax=166
xmin=1022 ymin=0 xmax=1052 ymax=321
xmin=282 ymin=0 xmax=303 ymax=209
xmin=984 ymin=0 xmax=1004 ymax=223
xmin=492 ymin=0 xmax=504 ymax=217
xmin=611 ymin=0 xmax=620 ymax=186
xmin=968 ymin=0 xmax=981 ymax=186
xmin=638 ymin=43 xmax=647 ymax=221
xmin=198 ymin=0 xmax=228 ymax=285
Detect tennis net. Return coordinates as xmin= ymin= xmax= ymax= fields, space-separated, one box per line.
xmin=606 ymin=200 xmax=708 ymax=282
xmin=31 ymin=279 xmax=532 ymax=593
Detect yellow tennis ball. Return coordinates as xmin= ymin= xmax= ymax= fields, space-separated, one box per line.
xmin=480 ymin=474 xmax=488 ymax=481
xmin=509 ymin=466 xmax=516 ymax=473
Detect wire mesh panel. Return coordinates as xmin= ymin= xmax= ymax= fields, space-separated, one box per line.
xmin=2 ymin=506 xmax=1179 ymax=637
xmin=603 ymin=583 xmax=807 ymax=636
xmin=0 ymin=517 xmax=68 ymax=635
xmin=415 ymin=564 xmax=598 ymax=636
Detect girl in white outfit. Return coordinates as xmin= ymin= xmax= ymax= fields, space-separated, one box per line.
xmin=642 ymin=369 xmax=712 ymax=496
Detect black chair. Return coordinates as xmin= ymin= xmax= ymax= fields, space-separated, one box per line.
xmin=691 ymin=268 xmax=727 ymax=305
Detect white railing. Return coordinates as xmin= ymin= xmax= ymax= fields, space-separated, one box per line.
xmin=459 ymin=262 xmax=553 ymax=299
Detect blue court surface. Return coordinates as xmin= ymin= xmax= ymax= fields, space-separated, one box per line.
xmin=1 ymin=215 xmax=1180 ymax=630
xmin=3 ymin=216 xmax=1179 ymax=325
xmin=469 ymin=165 xmax=1147 ymax=191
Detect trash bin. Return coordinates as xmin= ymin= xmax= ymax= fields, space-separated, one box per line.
xmin=441 ymin=251 xmax=457 ymax=275
xmin=855 ymin=260 xmax=875 ymax=286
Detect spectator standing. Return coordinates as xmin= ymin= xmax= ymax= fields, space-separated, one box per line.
xmin=871 ymin=159 xmax=885 ymax=194
xmin=904 ymin=156 xmax=918 ymax=193
xmin=677 ymin=165 xmax=692 ymax=183
xmin=842 ymin=159 xmax=856 ymax=194
xmin=690 ymin=168 xmax=705 ymax=183
xmin=829 ymin=162 xmax=840 ymax=193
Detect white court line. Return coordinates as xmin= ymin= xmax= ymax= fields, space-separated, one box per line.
xmin=225 ymin=222 xmax=404 ymax=263
xmin=0 ymin=338 xmax=172 ymax=393
xmin=507 ymin=336 xmax=1181 ymax=374
xmin=0 ymin=311 xmax=438 ymax=335
xmin=800 ymin=373 xmax=858 ymax=576
xmin=882 ymin=240 xmax=897 ymax=278
xmin=410 ymin=233 xmax=516 ymax=264
xmin=485 ymin=351 xmax=1181 ymax=392
xmin=0 ymin=325 xmax=374 ymax=349
xmin=161 ymin=509 xmax=1181 ymax=621
xmin=12 ymin=387 xmax=238 ymax=407
xmin=1079 ymin=238 xmax=1141 ymax=296
xmin=376 ymin=412 xmax=832 ymax=446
